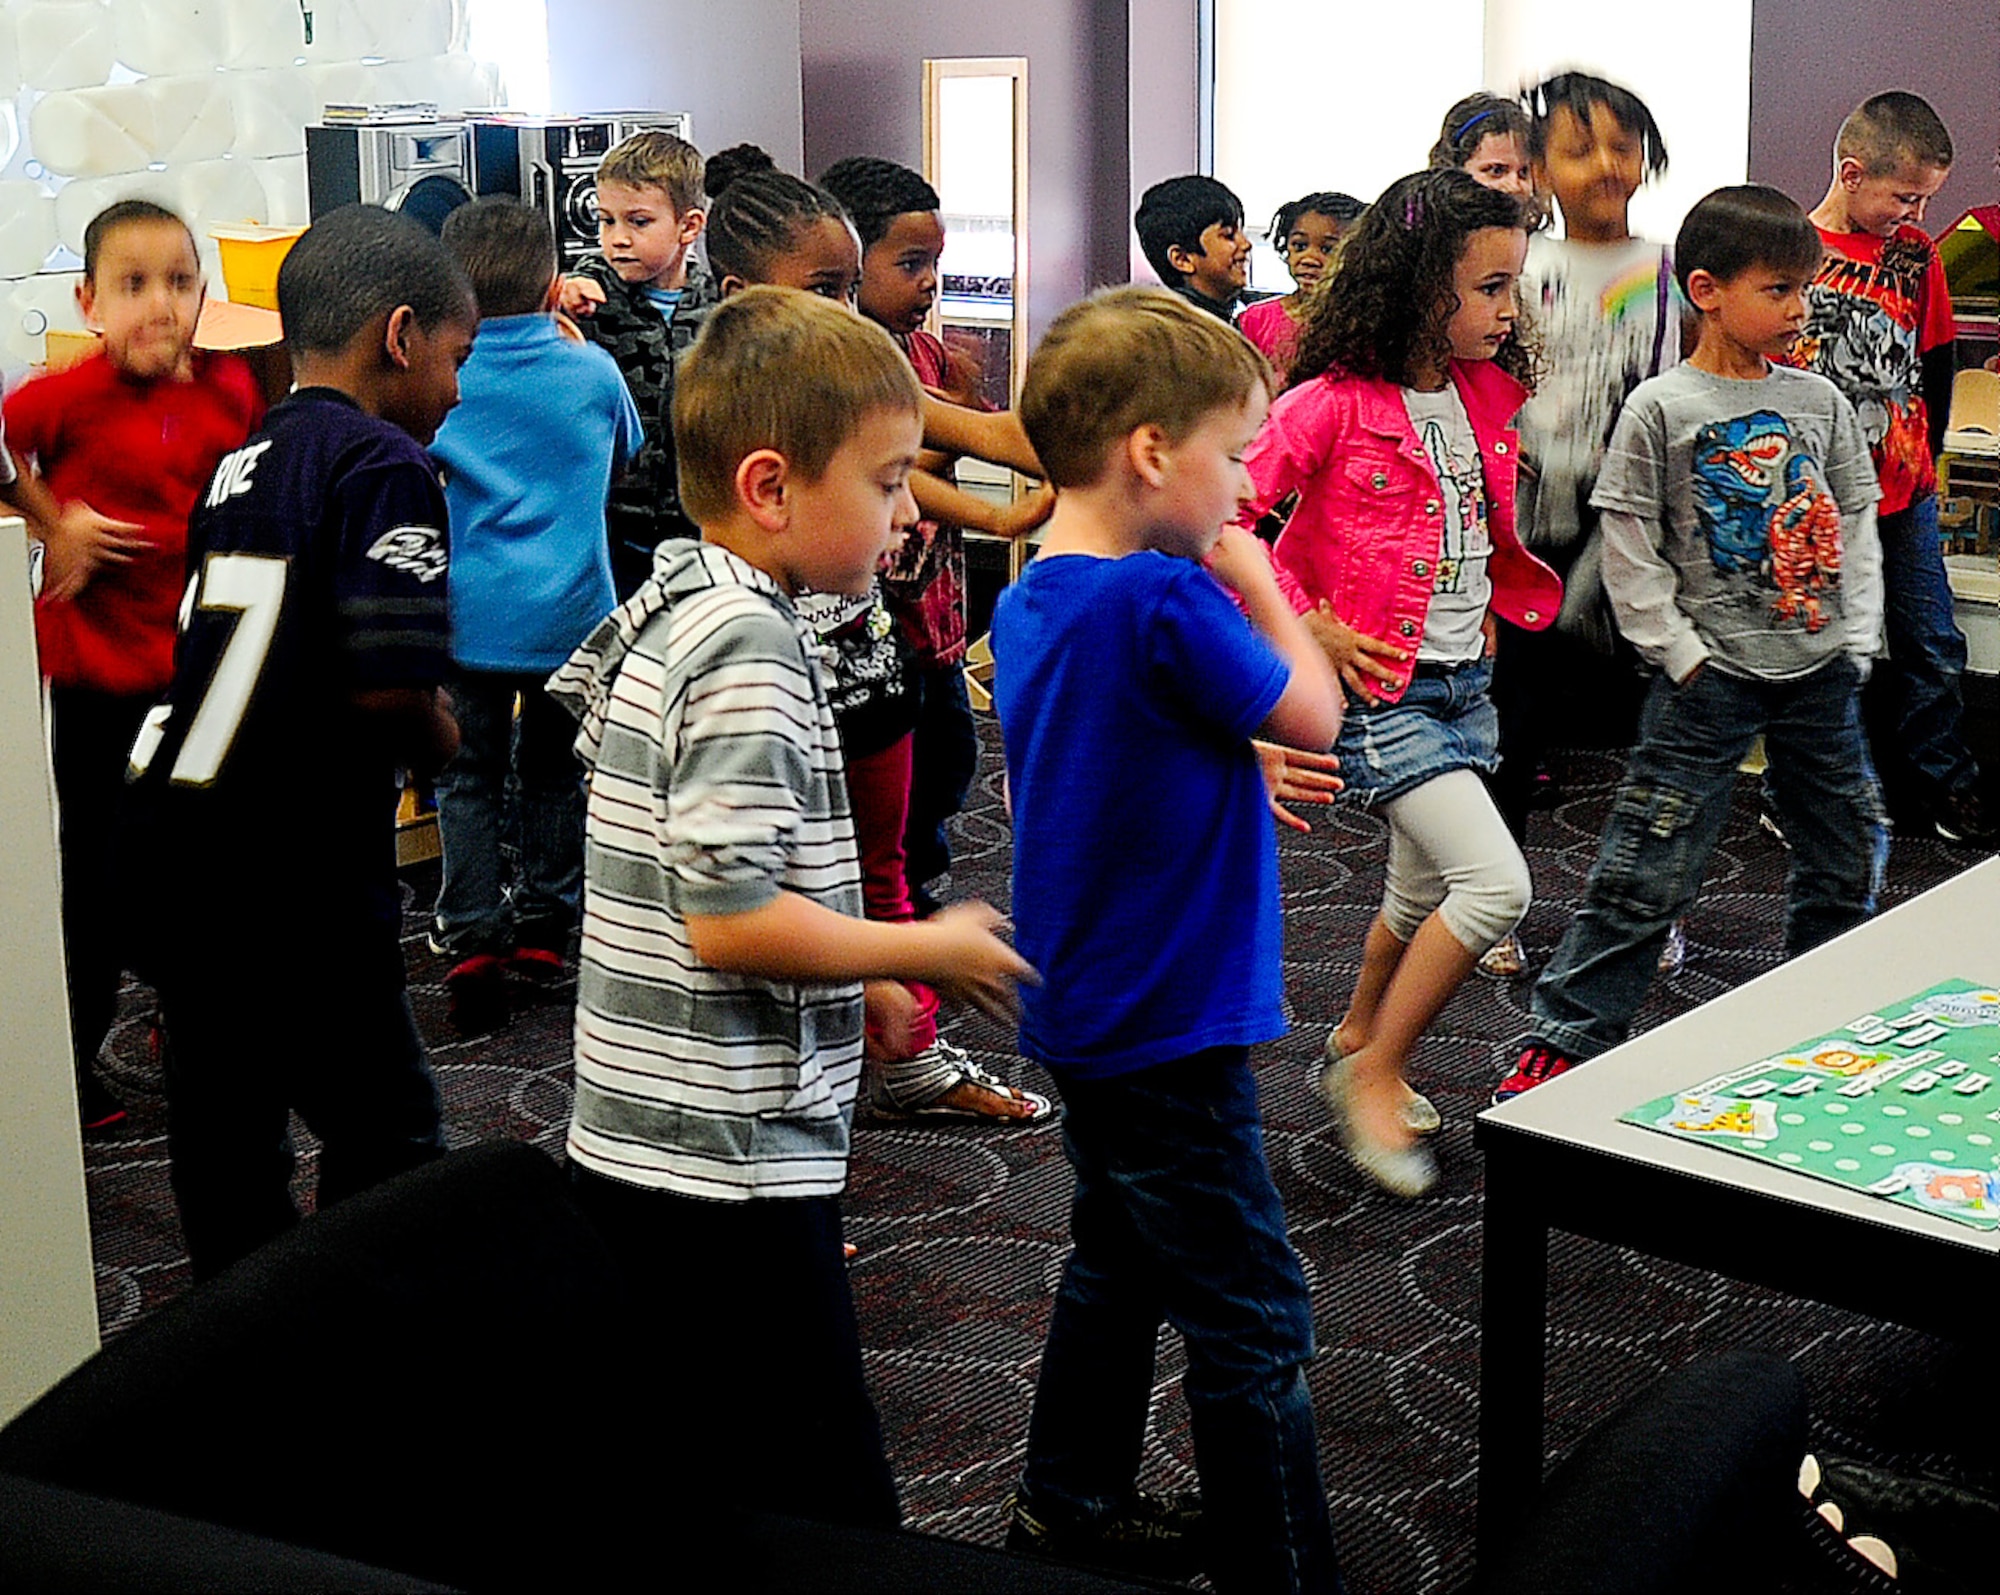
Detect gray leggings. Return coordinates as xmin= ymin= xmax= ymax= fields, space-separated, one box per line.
xmin=1379 ymin=768 xmax=1532 ymax=952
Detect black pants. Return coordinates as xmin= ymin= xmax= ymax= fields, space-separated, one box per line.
xmin=1487 ymin=618 xmax=1648 ymax=845
xmin=48 ymin=688 xmax=150 ymax=1082
xmin=157 ymin=939 xmax=445 ymax=1281
xmin=568 ymin=1165 xmax=901 ymax=1541
xmin=901 ymin=664 xmax=979 ymax=902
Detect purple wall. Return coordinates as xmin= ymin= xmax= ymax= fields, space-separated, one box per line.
xmin=1127 ymin=1 xmax=1203 ymax=281
xmin=798 ymin=0 xmax=1201 ymax=341
xmin=548 ymin=0 xmax=804 ymax=171
xmin=1749 ymin=0 xmax=1999 ymax=237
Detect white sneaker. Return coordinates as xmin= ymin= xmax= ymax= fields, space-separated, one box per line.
xmin=1658 ymin=920 xmax=1687 ymax=976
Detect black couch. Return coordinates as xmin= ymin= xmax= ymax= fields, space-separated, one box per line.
xmin=0 ymin=1141 xmax=1814 ymax=1592
xmin=0 ymin=1142 xmax=1153 ymax=1592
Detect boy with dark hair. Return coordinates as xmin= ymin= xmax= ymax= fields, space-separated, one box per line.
xmin=5 ymin=196 xmax=264 ymax=1133
xmin=1497 ymin=186 xmax=1886 ymax=1102
xmin=995 ymin=287 xmax=1343 ymax=1591
xmin=1777 ymin=91 xmax=1989 ymax=845
xmin=1134 ymin=174 xmax=1252 ymax=319
xmin=427 ymin=199 xmax=642 ymax=1031
xmin=128 ymin=204 xmax=476 ymax=1279
xmin=560 ymin=129 xmax=715 ymax=599
xmin=815 ymin=153 xmax=1046 ymax=1121
xmin=549 ymin=286 xmax=1033 ymax=1548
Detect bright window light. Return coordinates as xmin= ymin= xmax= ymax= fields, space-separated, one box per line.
xmin=466 ymin=0 xmax=550 ymax=112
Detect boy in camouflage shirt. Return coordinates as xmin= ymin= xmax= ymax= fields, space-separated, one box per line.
xmin=563 ymin=131 xmax=718 ymax=598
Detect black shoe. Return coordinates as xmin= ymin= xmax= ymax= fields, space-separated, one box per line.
xmin=1932 ymin=785 xmax=2000 ymax=848
xmin=1004 ymin=1486 xmax=1204 ymax=1581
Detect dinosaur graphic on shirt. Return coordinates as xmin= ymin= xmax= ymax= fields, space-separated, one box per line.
xmin=1690 ymin=410 xmax=1843 ymax=633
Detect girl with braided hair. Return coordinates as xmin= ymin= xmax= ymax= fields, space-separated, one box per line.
xmin=706 ymin=164 xmax=1054 ymax=1126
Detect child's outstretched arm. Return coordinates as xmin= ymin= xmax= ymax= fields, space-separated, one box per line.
xmin=910 ymin=471 xmax=1054 ymax=540
xmin=689 ymin=894 xmax=1037 ymax=1023
xmin=920 ymin=397 xmax=1042 ymax=477
xmin=1207 ymin=525 xmax=1341 ymax=750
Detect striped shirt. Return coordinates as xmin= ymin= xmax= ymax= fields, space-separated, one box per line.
xmin=547 ymin=539 xmax=865 ymax=1200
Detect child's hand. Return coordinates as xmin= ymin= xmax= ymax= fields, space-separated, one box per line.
xmin=557 ymin=275 xmax=606 ymax=319
xmin=995 ymin=484 xmax=1056 ymax=540
xmin=863 ymin=979 xmax=920 ymax=1060
xmin=1203 ymin=525 xmax=1272 ymax=594
xmin=43 ymin=501 xmax=148 ymax=599
xmin=1254 ymin=740 xmax=1342 ymax=832
xmin=1303 ymin=601 xmax=1406 ymax=705
xmin=921 ymin=901 xmax=1039 ymax=1022
xmin=1482 ymin=612 xmax=1498 ymax=658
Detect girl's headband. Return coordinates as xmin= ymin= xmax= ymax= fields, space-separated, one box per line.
xmin=1454 ymin=107 xmax=1500 ymax=145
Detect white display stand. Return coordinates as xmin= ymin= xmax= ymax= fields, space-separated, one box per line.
xmin=0 ymin=516 xmax=99 ymax=1424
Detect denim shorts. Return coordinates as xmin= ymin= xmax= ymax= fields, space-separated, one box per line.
xmin=1337 ymin=655 xmax=1499 ymax=806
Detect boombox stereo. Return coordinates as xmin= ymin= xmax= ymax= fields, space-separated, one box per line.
xmin=304 ymin=122 xmax=474 ymax=234
xmin=469 ymin=112 xmax=692 ymax=267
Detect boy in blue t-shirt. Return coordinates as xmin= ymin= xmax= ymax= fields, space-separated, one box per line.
xmin=429 ymin=200 xmax=644 ymax=1031
xmin=128 ymin=206 xmax=477 ymax=1280
xmin=993 ymin=288 xmax=1343 ymax=1593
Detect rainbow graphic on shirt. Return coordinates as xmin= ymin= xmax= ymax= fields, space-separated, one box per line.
xmin=1599 ymin=257 xmax=1662 ymax=322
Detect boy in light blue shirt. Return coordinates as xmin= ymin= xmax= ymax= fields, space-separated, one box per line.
xmin=430 ymin=198 xmax=643 ymax=1031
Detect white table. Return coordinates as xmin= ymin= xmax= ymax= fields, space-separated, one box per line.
xmin=1472 ymin=858 xmax=2000 ymax=1563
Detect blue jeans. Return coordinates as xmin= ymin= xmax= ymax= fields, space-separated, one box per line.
xmin=1022 ymin=1048 xmax=1340 ymax=1595
xmin=1877 ymin=494 xmax=1976 ymax=796
xmin=1337 ymin=656 xmax=1498 ymax=806
xmin=1529 ymin=658 xmax=1886 ymax=1062
xmin=433 ymin=672 xmax=584 ymax=956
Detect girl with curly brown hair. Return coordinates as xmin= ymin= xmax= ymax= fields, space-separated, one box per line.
xmin=1242 ymin=167 xmax=1560 ymax=1196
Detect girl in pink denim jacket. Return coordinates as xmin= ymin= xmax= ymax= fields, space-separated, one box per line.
xmin=1243 ymin=168 xmax=1561 ymax=1198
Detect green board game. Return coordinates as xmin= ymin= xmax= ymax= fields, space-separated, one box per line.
xmin=1623 ymin=978 xmax=2000 ymax=1230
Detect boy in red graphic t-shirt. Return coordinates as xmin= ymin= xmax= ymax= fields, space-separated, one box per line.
xmin=1782 ymin=92 xmax=1986 ymax=845
xmin=6 ymin=199 xmax=263 ymax=1130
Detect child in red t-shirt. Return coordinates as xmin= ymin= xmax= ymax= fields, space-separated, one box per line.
xmin=1782 ymin=92 xmax=1987 ymax=844
xmin=6 ymin=200 xmax=263 ymax=1130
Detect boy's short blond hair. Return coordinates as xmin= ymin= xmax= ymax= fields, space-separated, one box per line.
xmin=674 ymin=286 xmax=923 ymax=526
xmin=1836 ymin=91 xmax=1953 ymax=176
xmin=1020 ymin=287 xmax=1272 ymax=490
xmin=596 ymin=131 xmax=706 ymax=216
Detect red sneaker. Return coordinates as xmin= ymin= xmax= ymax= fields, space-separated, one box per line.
xmin=79 ymin=1074 xmax=127 ymax=1133
xmin=444 ymin=952 xmax=509 ymax=1034
xmin=1492 ymin=1042 xmax=1577 ymax=1104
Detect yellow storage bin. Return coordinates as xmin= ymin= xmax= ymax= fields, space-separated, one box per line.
xmin=209 ymin=225 xmax=307 ymax=311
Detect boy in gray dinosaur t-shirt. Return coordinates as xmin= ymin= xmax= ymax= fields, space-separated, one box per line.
xmin=1496 ymin=186 xmax=1887 ymax=1100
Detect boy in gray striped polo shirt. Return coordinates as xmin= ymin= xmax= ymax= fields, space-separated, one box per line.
xmin=548 ymin=287 xmax=1033 ymax=1544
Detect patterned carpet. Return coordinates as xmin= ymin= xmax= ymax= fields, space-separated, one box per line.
xmin=83 ymin=719 xmax=1992 ymax=1594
